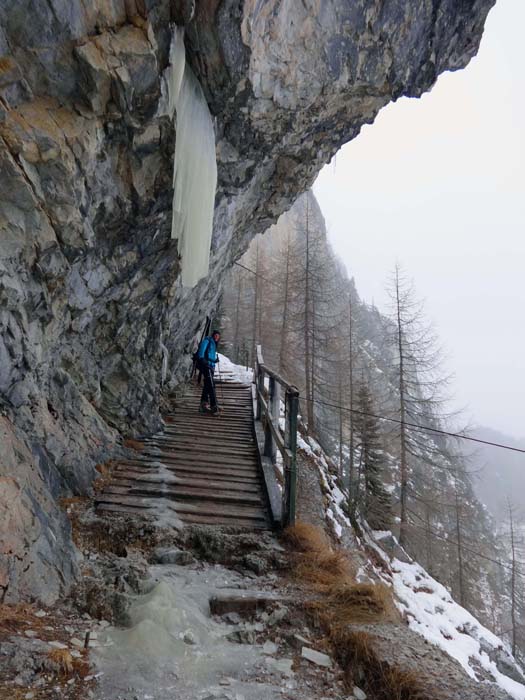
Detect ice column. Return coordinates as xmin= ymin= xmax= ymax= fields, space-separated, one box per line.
xmin=167 ymin=26 xmax=217 ymax=288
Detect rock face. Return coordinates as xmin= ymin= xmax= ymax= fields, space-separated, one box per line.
xmin=0 ymin=0 xmax=495 ymax=602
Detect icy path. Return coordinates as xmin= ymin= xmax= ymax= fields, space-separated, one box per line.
xmin=93 ymin=565 xmax=287 ymax=700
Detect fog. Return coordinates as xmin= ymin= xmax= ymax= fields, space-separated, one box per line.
xmin=314 ymin=0 xmax=525 ymax=438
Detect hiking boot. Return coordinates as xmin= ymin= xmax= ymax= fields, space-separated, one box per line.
xmin=209 ymin=405 xmax=220 ymax=415
xmin=199 ymin=402 xmax=210 ymax=414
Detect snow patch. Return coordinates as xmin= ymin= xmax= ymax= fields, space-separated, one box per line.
xmin=391 ymin=557 xmax=525 ymax=699
xmin=218 ymin=353 xmax=253 ymax=384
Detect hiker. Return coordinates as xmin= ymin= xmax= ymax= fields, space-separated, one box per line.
xmin=197 ymin=329 xmax=221 ymax=414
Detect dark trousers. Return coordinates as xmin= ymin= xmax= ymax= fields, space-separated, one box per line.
xmin=200 ymin=365 xmax=217 ymax=408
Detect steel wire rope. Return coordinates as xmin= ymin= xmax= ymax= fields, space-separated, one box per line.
xmin=300 ymin=394 xmax=525 ymax=455
xmin=233 ymin=261 xmax=525 ymax=456
xmin=403 ymin=506 xmax=525 ymax=580
xmin=234 ymin=264 xmax=525 ymax=596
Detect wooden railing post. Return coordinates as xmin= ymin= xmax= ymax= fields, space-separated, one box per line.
xmin=283 ymin=387 xmax=299 ymax=527
xmin=264 ymin=376 xmax=275 ymax=459
xmin=253 ymin=343 xmax=300 ymax=529
xmin=256 ymin=346 xmax=264 ymax=420
xmin=271 ymin=381 xmax=281 ymax=463
xmin=264 ymin=377 xmax=281 ymax=463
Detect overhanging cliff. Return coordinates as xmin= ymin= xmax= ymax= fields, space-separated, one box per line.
xmin=0 ymin=0 xmax=494 ymax=602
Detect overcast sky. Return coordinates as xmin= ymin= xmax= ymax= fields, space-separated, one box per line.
xmin=314 ymin=0 xmax=525 ymax=439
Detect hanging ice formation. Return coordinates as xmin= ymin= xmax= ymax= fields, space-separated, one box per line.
xmin=166 ymin=26 xmax=217 ymax=288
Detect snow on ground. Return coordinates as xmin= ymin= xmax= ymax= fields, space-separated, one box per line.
xmin=220 ymin=354 xmax=525 ymax=699
xmin=391 ymin=556 xmax=525 ymax=699
xmin=296 ymin=432 xmax=352 ymax=537
xmin=218 ymin=353 xmax=253 ymax=383
xmin=295 ymin=426 xmax=525 ymax=700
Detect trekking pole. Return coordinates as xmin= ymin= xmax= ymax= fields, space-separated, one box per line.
xmin=216 ymin=360 xmax=225 ymax=407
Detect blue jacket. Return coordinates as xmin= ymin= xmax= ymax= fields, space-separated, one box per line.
xmin=197 ymin=336 xmax=218 ymax=369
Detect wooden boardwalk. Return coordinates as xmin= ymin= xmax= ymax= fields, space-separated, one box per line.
xmin=95 ymin=375 xmax=270 ymax=530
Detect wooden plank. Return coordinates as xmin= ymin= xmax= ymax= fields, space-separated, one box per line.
xmin=95 ymin=493 xmax=268 ymax=520
xmin=260 ymin=455 xmax=283 ymax=528
xmin=162 ymin=425 xmax=254 ymax=437
xmin=118 ymin=461 xmax=260 ymax=480
xmin=173 ymin=415 xmax=253 ymax=424
xmin=210 ymin=589 xmax=289 ymax=615
xmin=147 ymin=441 xmax=256 ymax=455
xmin=257 ymin=390 xmax=286 ymax=455
xmin=143 ymin=449 xmax=259 ymax=464
xmin=166 ymin=424 xmax=253 ymax=432
xmin=149 ymin=433 xmax=255 ymax=446
xmin=112 ymin=470 xmax=261 ymax=488
xmin=136 ymin=449 xmax=259 ymax=466
xmin=176 ymin=513 xmax=268 ymax=529
xmin=169 ymin=418 xmax=253 ymax=430
xmin=124 ymin=455 xmax=260 ymax=472
xmin=164 ymin=420 xmax=253 ymax=430
xmin=96 ymin=502 xmax=154 ymax=515
xmin=104 ymin=483 xmax=263 ymax=505
xmin=123 ymin=455 xmax=258 ymax=470
xmin=113 ymin=472 xmax=261 ymax=493
xmin=172 ymin=406 xmax=253 ymax=415
xmin=149 ymin=441 xmax=258 ymax=456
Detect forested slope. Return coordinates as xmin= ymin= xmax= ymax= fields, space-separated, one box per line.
xmin=219 ymin=190 xmax=523 ymax=664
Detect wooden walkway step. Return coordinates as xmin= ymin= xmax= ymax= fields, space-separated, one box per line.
xmin=96 ymin=380 xmax=270 ymax=530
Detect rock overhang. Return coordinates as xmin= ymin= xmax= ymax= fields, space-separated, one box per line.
xmin=0 ymin=0 xmax=496 ymax=602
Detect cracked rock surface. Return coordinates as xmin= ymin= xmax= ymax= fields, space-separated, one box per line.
xmin=0 ymin=0 xmax=495 ymax=601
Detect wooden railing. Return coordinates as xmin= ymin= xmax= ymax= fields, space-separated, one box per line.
xmin=254 ymin=345 xmax=299 ymax=527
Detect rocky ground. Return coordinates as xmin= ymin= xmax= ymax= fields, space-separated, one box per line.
xmin=1 ymin=495 xmax=517 ymax=700
xmin=0 ymin=504 xmax=356 ymax=700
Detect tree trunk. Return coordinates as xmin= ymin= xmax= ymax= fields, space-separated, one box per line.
xmin=304 ymin=197 xmax=315 ymax=431
xmin=278 ymin=231 xmax=291 ymax=373
xmin=338 ymin=375 xmax=344 ymax=478
xmin=454 ymin=480 xmax=465 ymax=608
xmin=508 ymin=499 xmax=518 ymax=657
xmin=233 ymin=271 xmax=242 ymax=363
xmin=396 ymin=266 xmax=409 ymax=547
xmin=252 ymin=242 xmax=259 ymax=366
xmin=425 ymin=503 xmax=433 ymax=576
xmin=348 ymin=294 xmax=355 ymax=508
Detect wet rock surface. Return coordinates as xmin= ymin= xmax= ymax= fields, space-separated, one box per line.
xmin=0 ymin=505 xmax=515 ymax=700
xmin=0 ymin=0 xmax=495 ymax=601
xmin=348 ymin=623 xmax=512 ymax=700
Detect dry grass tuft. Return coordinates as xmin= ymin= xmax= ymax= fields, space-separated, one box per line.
xmin=59 ymin=496 xmax=88 ymax=510
xmin=295 ymin=550 xmax=353 ymax=588
xmin=324 ymin=581 xmax=398 ymax=625
xmin=0 ymin=603 xmax=47 ymax=635
xmin=92 ymin=460 xmax=118 ymax=494
xmin=284 ymin=521 xmax=331 ymax=553
xmin=46 ymin=648 xmax=74 ymax=676
xmin=0 ymin=688 xmax=35 ymax=700
xmin=123 ymin=438 xmax=144 ymax=452
xmin=0 ymin=57 xmax=14 ymax=73
xmin=284 ymin=522 xmax=355 ymax=590
xmin=284 ymin=522 xmax=414 ymax=697
xmin=330 ymin=628 xmax=425 ymax=700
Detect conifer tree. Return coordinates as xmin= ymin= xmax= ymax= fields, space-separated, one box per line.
xmin=386 ymin=264 xmax=455 ymax=546
xmin=353 ymin=382 xmax=391 ymax=529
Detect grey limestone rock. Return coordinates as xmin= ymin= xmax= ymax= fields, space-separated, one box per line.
xmin=301 ymin=646 xmax=333 ymax=668
xmin=153 ymin=546 xmax=196 ymax=566
xmin=479 ymin=638 xmax=525 ymax=684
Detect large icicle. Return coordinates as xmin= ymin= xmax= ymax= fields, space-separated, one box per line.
xmin=167 ymin=26 xmax=217 ymax=288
